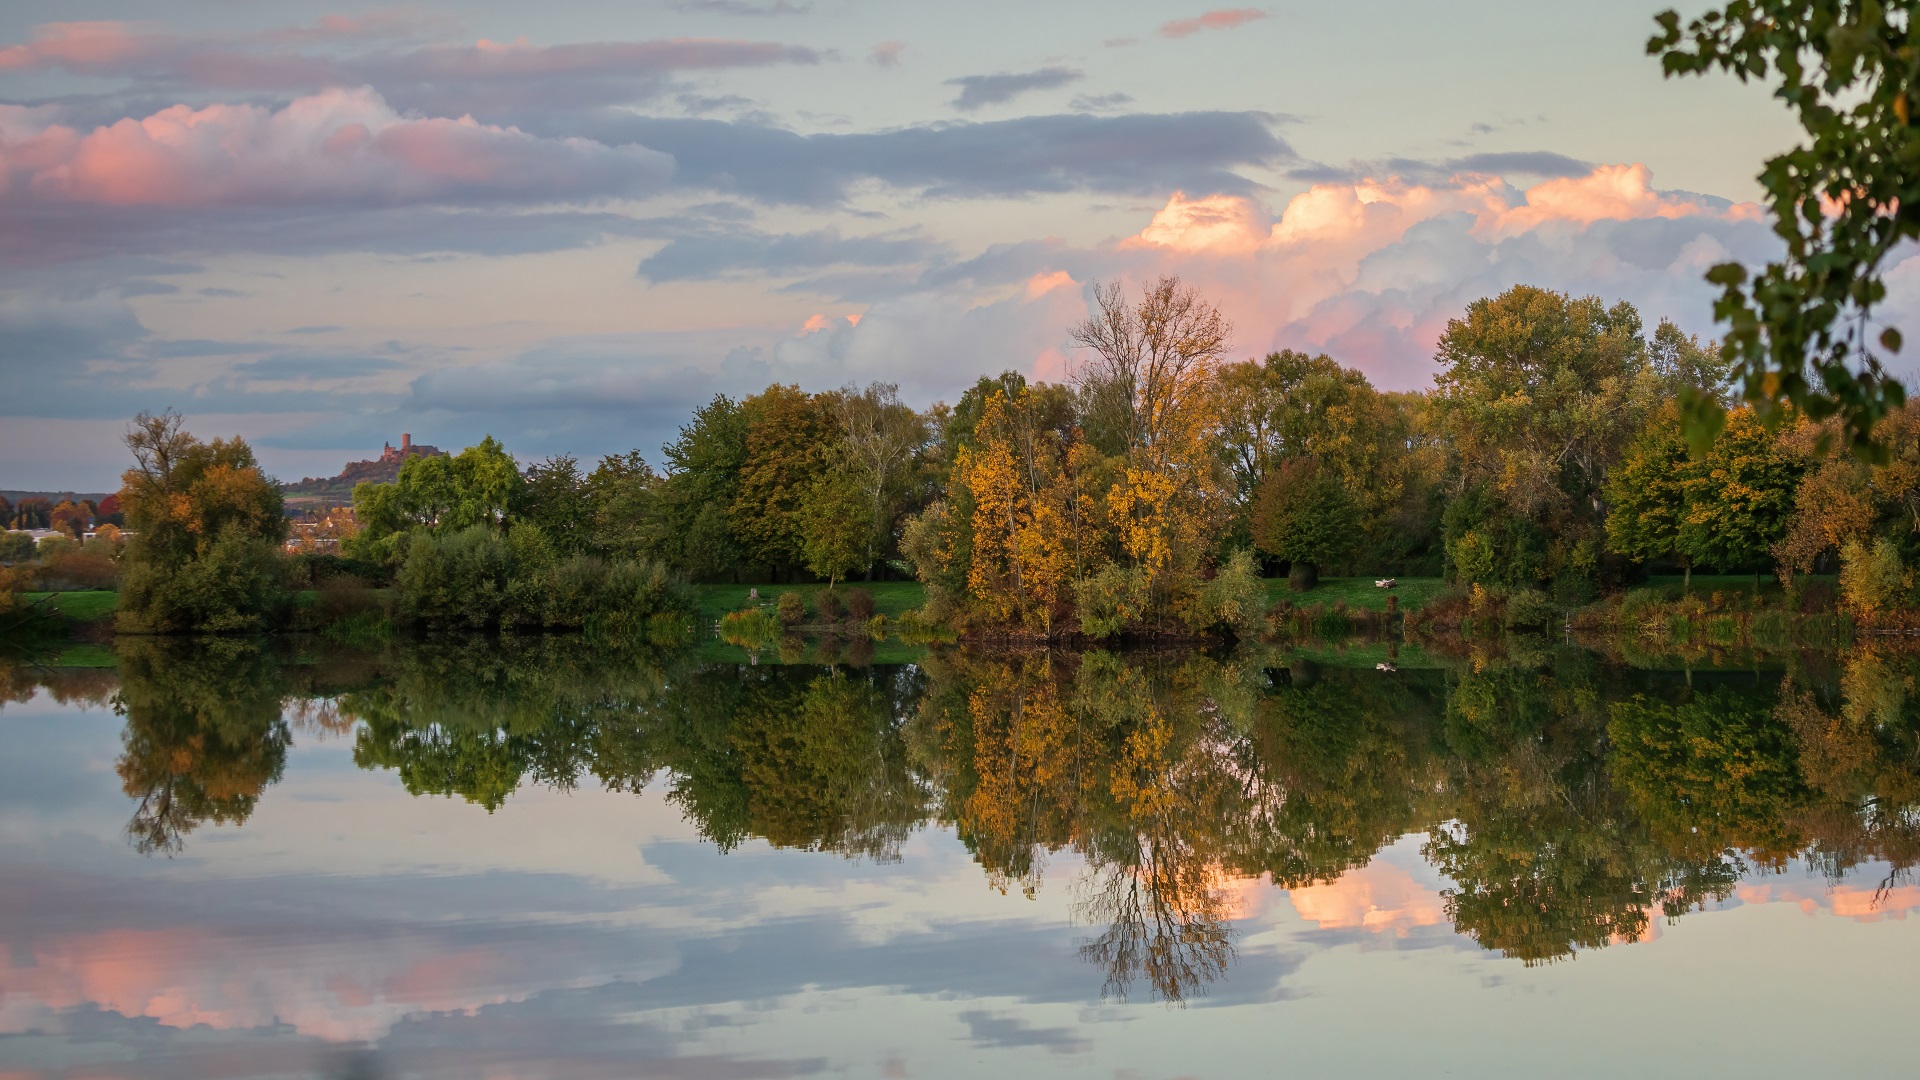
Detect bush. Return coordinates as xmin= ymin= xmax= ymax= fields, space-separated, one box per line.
xmin=1196 ymin=549 xmax=1268 ymax=638
xmin=1839 ymin=538 xmax=1904 ymax=620
xmin=117 ymin=529 xmax=292 ymax=634
xmin=0 ymin=532 xmax=35 ymax=564
xmin=1502 ymin=588 xmax=1557 ymax=630
xmin=1076 ymin=564 xmax=1150 ymax=639
xmin=815 ymin=588 xmax=845 ymax=621
xmin=844 ymin=587 xmax=875 ymax=621
xmin=37 ymin=544 xmax=120 ymax=590
xmin=719 ymin=607 xmax=782 ymax=648
xmin=776 ymin=591 xmax=807 ymax=625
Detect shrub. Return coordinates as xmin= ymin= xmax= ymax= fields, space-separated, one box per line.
xmin=1076 ymin=564 xmax=1151 ymax=639
xmin=776 ymin=591 xmax=807 ymax=625
xmin=719 ymin=607 xmax=781 ymax=648
xmin=844 ymin=587 xmax=875 ymax=621
xmin=38 ymin=544 xmax=120 ymax=590
xmin=1839 ymin=538 xmax=1904 ymax=620
xmin=117 ymin=529 xmax=292 ymax=634
xmin=1196 ymin=549 xmax=1268 ymax=638
xmin=815 ymin=588 xmax=846 ymax=621
xmin=1502 ymin=588 xmax=1556 ymax=630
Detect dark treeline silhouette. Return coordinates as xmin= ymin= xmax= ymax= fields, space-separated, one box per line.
xmin=24 ymin=635 xmax=1918 ymax=1001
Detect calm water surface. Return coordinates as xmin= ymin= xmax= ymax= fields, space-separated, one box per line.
xmin=1 ymin=638 xmax=1916 ymax=1078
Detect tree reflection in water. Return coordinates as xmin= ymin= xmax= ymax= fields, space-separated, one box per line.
xmin=15 ymin=634 xmax=1920 ymax=998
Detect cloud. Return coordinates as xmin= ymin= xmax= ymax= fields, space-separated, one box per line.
xmin=587 ymin=110 xmax=1292 ymax=204
xmin=1070 ymin=92 xmax=1134 ymax=113
xmin=958 ymin=1010 xmax=1091 ymax=1055
xmin=870 ymin=40 xmax=906 ymax=68
xmin=946 ymin=67 xmax=1083 ymax=111
xmin=0 ymin=87 xmax=674 ymax=209
xmin=1160 ymin=8 xmax=1269 ymax=38
xmin=637 ymin=225 xmax=948 ymax=282
xmin=0 ymin=21 xmax=821 ymax=116
xmin=670 ymin=0 xmax=811 ymax=13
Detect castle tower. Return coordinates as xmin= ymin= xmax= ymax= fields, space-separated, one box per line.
xmin=402 ymin=433 xmax=412 ymax=455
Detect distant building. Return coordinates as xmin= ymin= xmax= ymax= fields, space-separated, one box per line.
xmin=377 ymin=432 xmax=442 ymax=466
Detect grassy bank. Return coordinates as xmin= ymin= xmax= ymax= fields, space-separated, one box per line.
xmin=1267 ymin=576 xmax=1445 ymax=612
xmin=693 ymin=582 xmax=926 ymax=625
xmin=19 ymin=590 xmax=118 ymax=624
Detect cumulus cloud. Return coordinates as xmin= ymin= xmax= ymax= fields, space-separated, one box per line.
xmin=0 ymin=87 xmax=673 ymax=208
xmin=946 ymin=67 xmax=1084 ymax=111
xmin=1160 ymin=8 xmax=1268 ymax=38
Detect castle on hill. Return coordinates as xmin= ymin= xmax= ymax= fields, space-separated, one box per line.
xmin=377 ymin=433 xmax=440 ymax=465
xmin=284 ymin=433 xmax=448 ymax=501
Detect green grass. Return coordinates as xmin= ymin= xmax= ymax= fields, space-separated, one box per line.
xmin=692 ymin=581 xmax=926 ymax=625
xmin=1267 ymin=576 xmax=1446 ymax=612
xmin=20 ymin=590 xmax=119 ymax=623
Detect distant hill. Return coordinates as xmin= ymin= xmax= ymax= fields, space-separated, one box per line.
xmin=281 ymin=434 xmax=445 ymax=507
xmin=3 ymin=491 xmax=112 ymax=504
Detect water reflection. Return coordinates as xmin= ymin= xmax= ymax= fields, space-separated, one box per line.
xmin=13 ymin=636 xmax=1920 ymax=1000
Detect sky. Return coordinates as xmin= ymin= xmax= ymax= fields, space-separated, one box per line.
xmin=3 ymin=0 xmax=1913 ymax=490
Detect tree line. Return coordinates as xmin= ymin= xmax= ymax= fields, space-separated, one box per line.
xmin=61 ymin=277 xmax=1920 ymax=638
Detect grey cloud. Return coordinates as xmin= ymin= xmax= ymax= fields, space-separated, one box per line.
xmin=234 ymin=352 xmax=406 ymax=380
xmin=1291 ymin=149 xmax=1593 ymax=185
xmin=585 ymin=111 xmax=1292 ymax=205
xmin=672 ymin=0 xmax=811 ymax=12
xmin=288 ymin=325 xmax=343 ymax=335
xmin=637 ymin=226 xmax=948 ymax=282
xmin=958 ymin=1011 xmax=1091 ymax=1054
xmin=0 ymin=29 xmax=822 ymax=117
xmin=946 ymin=66 xmax=1083 ymax=111
xmin=1070 ymin=92 xmax=1134 ymax=112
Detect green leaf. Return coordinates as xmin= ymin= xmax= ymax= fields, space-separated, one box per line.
xmin=1881 ymin=326 xmax=1903 ymax=353
xmin=1704 ymin=262 xmax=1749 ymax=286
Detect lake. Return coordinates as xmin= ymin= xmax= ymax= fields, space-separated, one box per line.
xmin=1 ymin=636 xmax=1915 ymax=1078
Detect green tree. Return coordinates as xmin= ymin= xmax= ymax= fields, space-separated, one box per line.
xmin=520 ymin=453 xmax=593 ymax=555
xmin=730 ymin=385 xmax=841 ymax=578
xmin=653 ymin=395 xmax=752 ymax=580
xmin=1251 ymin=458 xmax=1358 ymax=590
xmin=1676 ymin=407 xmax=1804 ymax=578
xmin=350 ymin=435 xmax=524 ymax=559
xmin=1651 ymin=1 xmax=1917 ymax=449
xmin=1604 ymin=404 xmax=1694 ymax=586
xmin=799 ymin=470 xmax=874 ymax=590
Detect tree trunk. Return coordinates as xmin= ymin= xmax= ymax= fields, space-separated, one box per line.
xmin=1683 ymin=562 xmax=1691 ymax=594
xmin=1289 ymin=561 xmax=1319 ymax=592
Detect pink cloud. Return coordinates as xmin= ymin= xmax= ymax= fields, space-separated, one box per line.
xmin=870 ymin=40 xmax=906 ymax=68
xmin=0 ymin=21 xmax=158 ymax=72
xmin=0 ymin=87 xmax=673 ymax=208
xmin=1159 ymin=8 xmax=1268 ymax=39
xmin=1285 ymin=860 xmax=1448 ymax=935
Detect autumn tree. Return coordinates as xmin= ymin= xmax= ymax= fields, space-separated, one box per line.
xmin=1675 ymin=407 xmax=1803 ymax=581
xmin=1219 ymin=350 xmax=1435 ymax=569
xmin=729 ymin=385 xmax=841 ymax=579
xmin=1434 ymin=286 xmax=1662 ymax=594
xmin=116 ymin=410 xmax=291 ymax=633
